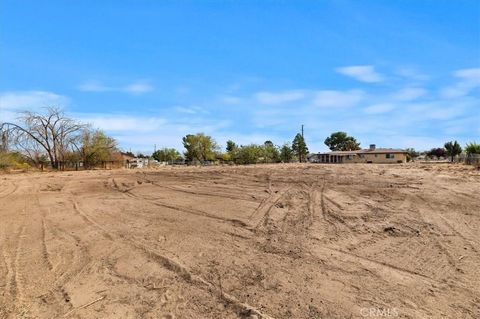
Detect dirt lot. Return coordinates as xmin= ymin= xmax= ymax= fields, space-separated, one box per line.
xmin=0 ymin=163 xmax=479 ymax=319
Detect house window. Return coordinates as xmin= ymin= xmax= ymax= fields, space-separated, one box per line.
xmin=385 ymin=154 xmax=395 ymax=159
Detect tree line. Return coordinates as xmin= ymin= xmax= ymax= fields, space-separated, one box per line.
xmin=420 ymin=141 xmax=480 ymax=162
xmin=155 ymin=132 xmax=310 ymax=164
xmin=1 ymin=107 xmax=479 ymax=169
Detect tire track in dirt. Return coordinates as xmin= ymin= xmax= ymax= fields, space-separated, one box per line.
xmin=307 ymin=183 xmax=319 ymax=229
xmin=0 ymin=181 xmax=18 ymax=199
xmin=320 ymin=246 xmax=436 ymax=282
xmin=414 ymin=193 xmax=478 ymax=245
xmin=0 ymin=238 xmax=8 ymax=290
xmin=148 ymin=180 xmax=259 ymax=203
xmin=319 ymin=182 xmax=340 ymax=237
xmin=70 ymin=195 xmax=275 ymax=319
xmin=71 ymin=201 xmax=114 ymax=240
xmin=251 ymin=188 xmax=292 ymax=230
xmin=114 ymin=185 xmax=251 ymax=228
xmin=37 ymin=221 xmax=88 ymax=316
xmin=4 ymin=197 xmax=30 ymax=306
xmin=41 ymin=217 xmax=54 ymax=271
xmin=438 ymin=215 xmax=479 ymax=253
xmin=12 ymin=224 xmax=27 ymax=302
xmin=413 ymin=194 xmax=473 ymax=271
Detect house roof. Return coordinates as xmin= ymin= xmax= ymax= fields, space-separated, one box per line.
xmin=314 ymin=148 xmax=407 ymax=156
xmin=120 ymin=152 xmax=136 ymax=159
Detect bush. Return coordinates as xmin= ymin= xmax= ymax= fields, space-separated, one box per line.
xmin=0 ymin=152 xmax=31 ymax=170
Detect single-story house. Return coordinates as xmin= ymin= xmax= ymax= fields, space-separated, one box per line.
xmin=308 ymin=144 xmax=408 ymax=164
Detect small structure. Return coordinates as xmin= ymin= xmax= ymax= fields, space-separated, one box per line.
xmin=308 ymin=144 xmax=408 ymax=164
xmin=127 ymin=157 xmax=149 ymax=168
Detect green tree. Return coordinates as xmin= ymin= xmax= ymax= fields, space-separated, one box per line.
xmin=292 ymin=133 xmax=308 ymax=162
xmin=444 ymin=141 xmax=462 ymax=162
xmin=182 ymin=133 xmax=219 ymax=163
xmin=234 ymin=144 xmax=263 ymax=164
xmin=465 ymin=142 xmax=480 ymax=155
xmin=152 ymin=148 xmax=182 ymax=162
xmin=280 ymin=143 xmax=294 ymax=163
xmin=324 ymin=131 xmax=361 ymax=151
xmin=226 ymin=140 xmax=237 ymax=153
xmin=262 ymin=141 xmax=280 ymax=163
xmin=80 ymin=129 xmax=117 ymax=168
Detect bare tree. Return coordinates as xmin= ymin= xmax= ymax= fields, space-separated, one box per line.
xmin=0 ymin=107 xmax=86 ymax=168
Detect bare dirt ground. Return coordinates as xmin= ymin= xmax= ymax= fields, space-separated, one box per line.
xmin=0 ymin=163 xmax=479 ymax=319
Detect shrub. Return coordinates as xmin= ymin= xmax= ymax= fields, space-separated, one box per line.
xmin=0 ymin=152 xmax=31 ymax=170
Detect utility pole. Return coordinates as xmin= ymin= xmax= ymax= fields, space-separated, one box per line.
xmin=154 ymin=144 xmax=156 ymax=153
xmin=301 ymin=124 xmax=304 ymax=139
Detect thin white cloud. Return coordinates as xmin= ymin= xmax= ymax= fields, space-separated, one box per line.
xmin=455 ymin=67 xmax=480 ymax=80
xmin=78 ymin=80 xmax=154 ymax=94
xmin=336 ymin=65 xmax=383 ymax=83
xmin=174 ymin=105 xmax=208 ymax=114
xmin=313 ymin=89 xmax=365 ymax=108
xmin=77 ymin=114 xmax=166 ymax=132
xmin=0 ymin=91 xmax=69 ymax=110
xmin=364 ymin=103 xmax=395 ymax=114
xmin=255 ymin=90 xmax=306 ymax=105
xmin=395 ymin=67 xmax=430 ymax=81
xmin=123 ymin=82 xmax=153 ymax=94
xmin=392 ymin=88 xmax=427 ymax=101
xmin=441 ymin=67 xmax=480 ymax=98
xmin=78 ymin=81 xmax=111 ymax=92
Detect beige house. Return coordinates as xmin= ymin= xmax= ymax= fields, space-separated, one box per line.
xmin=308 ymin=144 xmax=408 ymax=164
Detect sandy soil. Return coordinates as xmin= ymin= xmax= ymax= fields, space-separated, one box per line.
xmin=0 ymin=163 xmax=479 ymax=319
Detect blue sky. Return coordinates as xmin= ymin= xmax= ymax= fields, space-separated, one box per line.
xmin=1 ymin=0 xmax=479 ymax=153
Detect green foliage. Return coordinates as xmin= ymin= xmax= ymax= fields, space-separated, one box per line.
xmin=226 ymin=140 xmax=237 ymax=153
xmin=0 ymin=152 xmax=30 ymax=170
xmin=280 ymin=143 xmax=294 ymax=163
xmin=227 ymin=141 xmax=281 ymax=165
xmin=262 ymin=141 xmax=280 ymax=163
xmin=465 ymin=142 xmax=480 ymax=155
xmin=81 ymin=129 xmax=117 ymax=167
xmin=220 ymin=152 xmax=231 ymax=161
xmin=292 ymin=133 xmax=308 ymax=162
xmin=152 ymin=148 xmax=182 ymax=162
xmin=444 ymin=141 xmax=462 ymax=162
xmin=234 ymin=144 xmax=263 ymax=164
xmin=405 ymin=148 xmax=419 ymax=162
xmin=182 ymin=133 xmax=219 ymax=162
xmin=324 ymin=131 xmax=361 ymax=151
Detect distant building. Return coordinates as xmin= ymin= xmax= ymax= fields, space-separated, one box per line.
xmin=308 ymin=144 xmax=408 ymax=164
xmin=120 ymin=152 xmax=136 ymax=162
xmin=128 ymin=157 xmax=149 ymax=168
